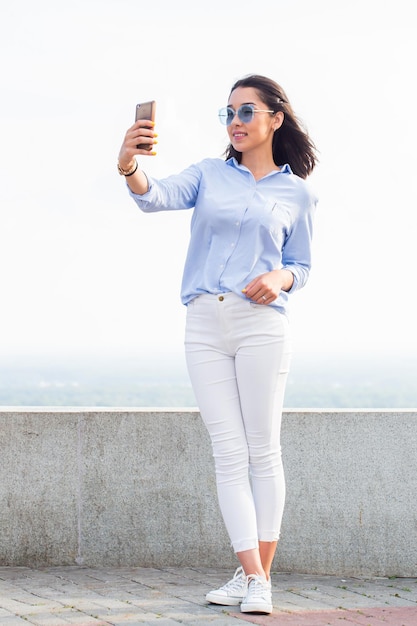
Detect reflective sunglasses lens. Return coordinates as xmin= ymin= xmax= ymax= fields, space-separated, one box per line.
xmin=219 ymin=108 xmax=227 ymax=125
xmin=218 ymin=105 xmax=255 ymax=125
xmin=238 ymin=104 xmax=255 ymax=123
xmin=219 ymin=107 xmax=236 ymax=125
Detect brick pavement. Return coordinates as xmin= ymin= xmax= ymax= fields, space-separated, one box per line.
xmin=0 ymin=566 xmax=416 ymax=625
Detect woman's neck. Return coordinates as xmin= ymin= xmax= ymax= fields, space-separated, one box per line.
xmin=241 ymin=152 xmax=279 ymax=181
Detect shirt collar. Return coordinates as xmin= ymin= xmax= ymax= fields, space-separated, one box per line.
xmin=227 ymin=157 xmax=293 ymax=175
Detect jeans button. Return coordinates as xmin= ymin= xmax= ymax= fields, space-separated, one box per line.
xmin=218 ymin=295 xmax=224 ymax=301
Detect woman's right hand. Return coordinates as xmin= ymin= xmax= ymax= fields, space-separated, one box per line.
xmin=118 ymin=119 xmax=157 ymax=170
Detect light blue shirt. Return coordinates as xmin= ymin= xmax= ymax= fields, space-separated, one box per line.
xmin=129 ymin=157 xmax=317 ymax=316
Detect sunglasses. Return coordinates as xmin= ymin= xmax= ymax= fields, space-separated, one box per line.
xmin=218 ymin=104 xmax=274 ymax=126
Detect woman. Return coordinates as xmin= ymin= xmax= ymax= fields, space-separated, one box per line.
xmin=118 ymin=74 xmax=318 ymax=615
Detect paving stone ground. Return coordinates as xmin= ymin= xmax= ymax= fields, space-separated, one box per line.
xmin=0 ymin=566 xmax=416 ymax=625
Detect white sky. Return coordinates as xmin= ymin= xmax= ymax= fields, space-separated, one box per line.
xmin=1 ymin=0 xmax=416 ymax=361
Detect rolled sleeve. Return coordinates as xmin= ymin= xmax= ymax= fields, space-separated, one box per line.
xmin=128 ymin=163 xmax=202 ymax=212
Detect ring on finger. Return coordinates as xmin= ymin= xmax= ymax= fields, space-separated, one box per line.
xmin=262 ymin=295 xmax=267 ymax=301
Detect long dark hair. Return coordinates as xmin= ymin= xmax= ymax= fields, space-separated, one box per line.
xmin=225 ymin=74 xmax=318 ymax=179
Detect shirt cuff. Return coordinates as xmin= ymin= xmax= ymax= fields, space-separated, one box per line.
xmin=282 ymin=267 xmax=299 ymax=294
xmin=126 ymin=171 xmax=152 ymax=198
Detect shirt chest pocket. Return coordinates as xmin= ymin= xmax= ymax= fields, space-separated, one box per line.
xmin=259 ymin=199 xmax=292 ymax=240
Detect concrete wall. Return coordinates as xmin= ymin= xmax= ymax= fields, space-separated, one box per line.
xmin=1 ymin=408 xmax=416 ymax=576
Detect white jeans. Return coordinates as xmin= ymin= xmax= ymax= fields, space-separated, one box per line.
xmin=184 ymin=292 xmax=291 ymax=553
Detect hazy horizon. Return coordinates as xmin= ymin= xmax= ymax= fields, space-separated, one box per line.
xmin=1 ymin=350 xmax=416 ymax=409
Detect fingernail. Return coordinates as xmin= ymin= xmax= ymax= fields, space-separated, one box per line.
xmin=241 ymin=288 xmax=247 ymax=293
xmin=151 ymin=151 xmax=157 ymax=156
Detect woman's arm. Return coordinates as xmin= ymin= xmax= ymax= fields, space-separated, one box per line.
xmin=117 ymin=119 xmax=158 ymax=195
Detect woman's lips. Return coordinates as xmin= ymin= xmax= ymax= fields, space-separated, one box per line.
xmin=232 ymin=132 xmax=247 ymax=141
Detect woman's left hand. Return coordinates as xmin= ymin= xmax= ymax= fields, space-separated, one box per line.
xmin=242 ymin=269 xmax=294 ymax=305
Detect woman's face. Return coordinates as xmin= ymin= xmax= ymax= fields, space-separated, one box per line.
xmin=226 ymin=86 xmax=279 ymax=156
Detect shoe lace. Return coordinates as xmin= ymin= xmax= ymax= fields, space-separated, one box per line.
xmin=246 ymin=574 xmax=269 ymax=598
xmin=222 ymin=566 xmax=245 ymax=592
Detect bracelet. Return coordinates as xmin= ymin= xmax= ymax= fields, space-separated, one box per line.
xmin=117 ymin=160 xmax=138 ymax=176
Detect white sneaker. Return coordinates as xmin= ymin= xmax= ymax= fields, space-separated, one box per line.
xmin=205 ymin=567 xmax=247 ymax=606
xmin=240 ymin=574 xmax=272 ymax=614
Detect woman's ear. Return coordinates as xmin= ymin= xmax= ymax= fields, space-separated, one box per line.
xmin=273 ymin=111 xmax=284 ymax=131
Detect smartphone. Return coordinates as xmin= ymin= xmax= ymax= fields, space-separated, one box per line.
xmin=135 ymin=100 xmax=156 ymax=150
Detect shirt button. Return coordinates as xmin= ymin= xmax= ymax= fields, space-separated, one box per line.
xmin=218 ymin=295 xmax=224 ymax=302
